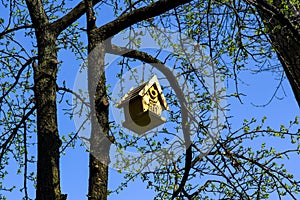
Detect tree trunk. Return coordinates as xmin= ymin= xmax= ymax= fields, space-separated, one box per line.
xmin=87 ymin=40 xmax=111 ymax=200
xmin=34 ymin=29 xmax=63 ymax=200
xmin=255 ymin=0 xmax=300 ymax=107
xmin=87 ymin=43 xmax=110 ymax=199
xmin=85 ymin=1 xmax=111 ymax=199
xmin=25 ymin=0 xmax=63 ymax=199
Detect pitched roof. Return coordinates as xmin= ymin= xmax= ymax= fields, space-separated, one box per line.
xmin=116 ymin=75 xmax=169 ymax=110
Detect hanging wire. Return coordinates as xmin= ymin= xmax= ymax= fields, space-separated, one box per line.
xmin=142 ymin=62 xmax=145 ymax=83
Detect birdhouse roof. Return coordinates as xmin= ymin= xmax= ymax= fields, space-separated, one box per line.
xmin=116 ymin=75 xmax=169 ymax=110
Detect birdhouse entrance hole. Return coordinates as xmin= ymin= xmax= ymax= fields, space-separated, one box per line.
xmin=128 ymin=98 xmax=151 ymax=127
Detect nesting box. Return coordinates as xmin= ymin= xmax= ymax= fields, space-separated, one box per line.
xmin=116 ymin=75 xmax=169 ymax=134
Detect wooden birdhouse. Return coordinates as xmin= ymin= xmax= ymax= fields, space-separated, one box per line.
xmin=116 ymin=75 xmax=169 ymax=135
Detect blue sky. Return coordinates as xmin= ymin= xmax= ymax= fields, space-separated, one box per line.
xmin=1 ymin=1 xmax=300 ymax=199
xmin=60 ymin=47 xmax=300 ymax=200
xmin=4 ymin=36 xmax=299 ymax=200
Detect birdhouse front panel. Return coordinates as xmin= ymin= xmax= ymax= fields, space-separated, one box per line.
xmin=147 ymin=85 xmax=162 ymax=116
xmin=116 ymin=75 xmax=169 ymax=135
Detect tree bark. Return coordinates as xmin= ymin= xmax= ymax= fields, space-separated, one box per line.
xmin=25 ymin=0 xmax=63 ymax=199
xmin=255 ymin=0 xmax=300 ymax=107
xmin=94 ymin=0 xmax=193 ymax=41
xmin=87 ymin=42 xmax=110 ymax=200
xmin=34 ymin=31 xmax=63 ymax=200
xmin=25 ymin=0 xmax=104 ymax=198
xmin=85 ymin=1 xmax=111 ymax=199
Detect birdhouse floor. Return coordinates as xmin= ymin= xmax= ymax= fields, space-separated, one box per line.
xmin=122 ymin=111 xmax=166 ymax=135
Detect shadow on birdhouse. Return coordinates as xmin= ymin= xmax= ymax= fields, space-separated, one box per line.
xmin=116 ymin=75 xmax=169 ymax=135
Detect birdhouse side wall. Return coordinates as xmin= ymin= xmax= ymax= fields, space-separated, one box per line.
xmin=123 ymin=106 xmax=131 ymax=122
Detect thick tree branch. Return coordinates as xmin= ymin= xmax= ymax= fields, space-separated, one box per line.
xmin=244 ymin=0 xmax=300 ymax=107
xmin=26 ymin=0 xmax=102 ymax=36
xmin=94 ymin=0 xmax=193 ymax=41
xmin=246 ymin=0 xmax=300 ymax=42
xmin=51 ymin=0 xmax=101 ymax=35
xmin=107 ymin=44 xmax=188 ymax=107
xmin=25 ymin=0 xmax=49 ymax=29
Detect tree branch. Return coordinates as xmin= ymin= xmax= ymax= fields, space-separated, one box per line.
xmin=246 ymin=0 xmax=300 ymax=42
xmin=51 ymin=0 xmax=101 ymax=35
xmin=0 ymin=24 xmax=33 ymax=38
xmin=94 ymin=0 xmax=193 ymax=41
xmin=0 ymin=57 xmax=36 ymax=101
xmin=0 ymin=104 xmax=36 ymax=165
xmin=25 ymin=0 xmax=49 ymax=28
xmin=244 ymin=0 xmax=300 ymax=107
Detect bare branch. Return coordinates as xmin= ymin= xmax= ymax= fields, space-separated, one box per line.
xmin=94 ymin=0 xmax=193 ymax=41
xmin=51 ymin=0 xmax=102 ymax=35
xmin=0 ymin=24 xmax=33 ymax=38
xmin=0 ymin=104 xmax=36 ymax=165
xmin=25 ymin=0 xmax=49 ymax=28
xmin=0 ymin=57 xmax=36 ymax=104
